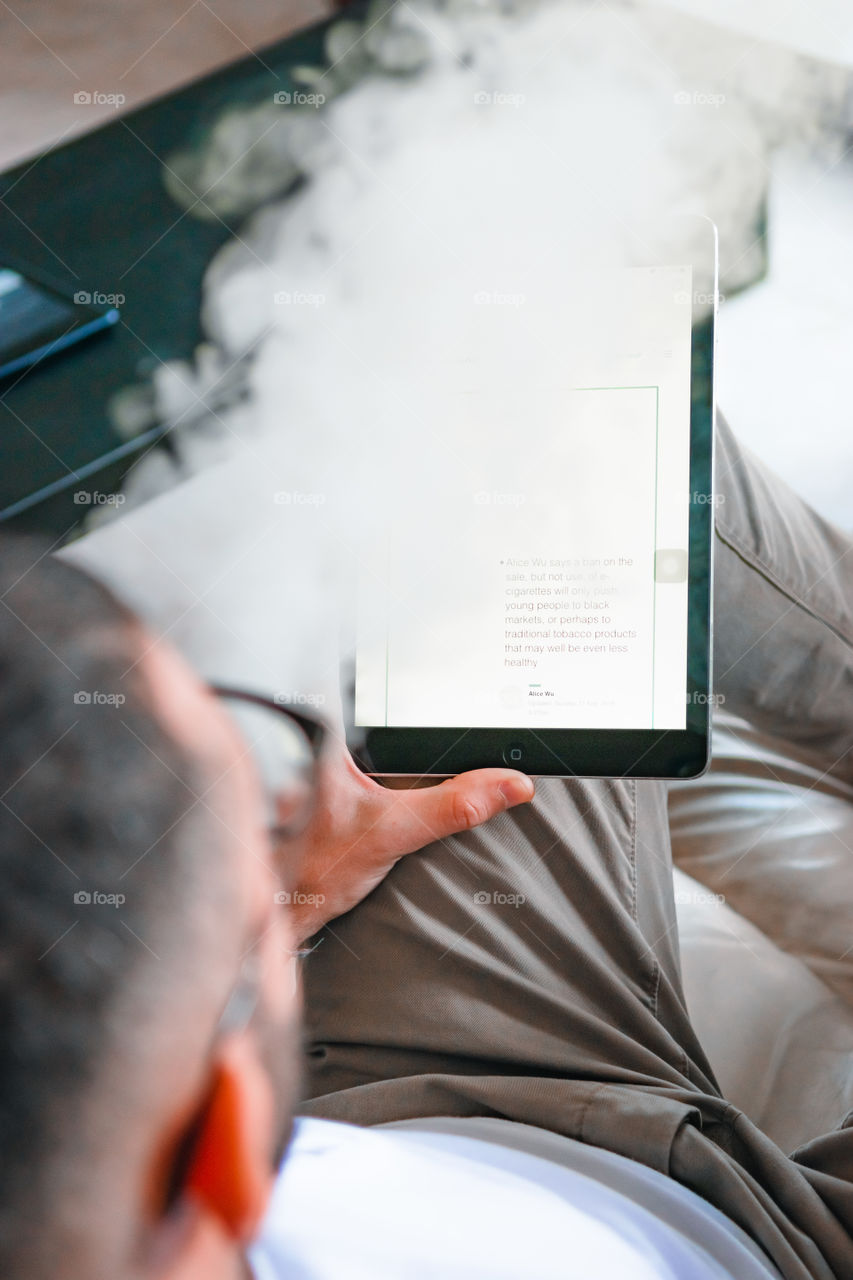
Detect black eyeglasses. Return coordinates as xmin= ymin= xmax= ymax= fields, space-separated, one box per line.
xmin=210 ymin=685 xmax=327 ymax=840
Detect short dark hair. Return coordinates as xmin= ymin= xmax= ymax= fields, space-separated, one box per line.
xmin=0 ymin=536 xmax=225 ymax=1278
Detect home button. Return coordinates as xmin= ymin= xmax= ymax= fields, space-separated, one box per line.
xmin=503 ymin=742 xmax=525 ymax=766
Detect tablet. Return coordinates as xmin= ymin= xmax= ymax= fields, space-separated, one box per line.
xmin=344 ymin=216 xmax=717 ymax=779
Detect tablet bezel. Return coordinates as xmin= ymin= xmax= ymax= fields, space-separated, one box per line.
xmin=344 ymin=218 xmax=717 ymax=780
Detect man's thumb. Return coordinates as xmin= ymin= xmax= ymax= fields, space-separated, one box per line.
xmin=405 ymin=770 xmax=535 ymax=845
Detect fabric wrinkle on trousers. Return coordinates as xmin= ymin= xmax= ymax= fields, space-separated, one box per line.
xmin=299 ymin=414 xmax=853 ymax=1280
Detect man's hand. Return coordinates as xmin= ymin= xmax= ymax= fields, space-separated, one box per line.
xmin=275 ymin=733 xmax=535 ymax=945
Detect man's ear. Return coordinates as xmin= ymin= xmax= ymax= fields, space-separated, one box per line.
xmin=184 ymin=1035 xmax=276 ymax=1243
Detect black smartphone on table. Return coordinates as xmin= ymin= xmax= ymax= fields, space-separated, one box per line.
xmin=0 ymin=262 xmax=120 ymax=381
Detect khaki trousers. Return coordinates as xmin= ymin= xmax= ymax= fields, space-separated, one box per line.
xmin=300 ymin=415 xmax=853 ymax=1280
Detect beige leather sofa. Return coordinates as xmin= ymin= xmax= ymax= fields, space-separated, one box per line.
xmin=670 ymin=712 xmax=853 ymax=1153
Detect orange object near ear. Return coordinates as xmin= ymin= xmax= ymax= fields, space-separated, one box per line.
xmin=185 ymin=1043 xmax=274 ymax=1242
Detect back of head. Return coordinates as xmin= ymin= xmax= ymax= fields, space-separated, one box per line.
xmin=0 ymin=536 xmax=226 ymax=1279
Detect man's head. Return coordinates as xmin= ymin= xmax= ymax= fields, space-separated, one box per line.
xmin=0 ymin=537 xmax=301 ymax=1280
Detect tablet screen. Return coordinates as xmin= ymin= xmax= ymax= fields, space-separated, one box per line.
xmin=354 ymin=263 xmax=697 ymax=736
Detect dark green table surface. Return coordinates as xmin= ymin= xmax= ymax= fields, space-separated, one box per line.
xmin=0 ymin=12 xmax=339 ymax=541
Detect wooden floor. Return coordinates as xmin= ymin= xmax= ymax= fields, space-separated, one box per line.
xmin=0 ymin=0 xmax=333 ymax=170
